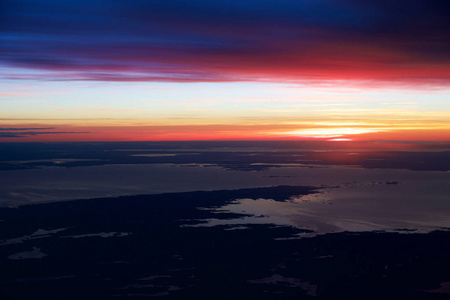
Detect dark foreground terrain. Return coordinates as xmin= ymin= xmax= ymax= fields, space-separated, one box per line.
xmin=1 ymin=186 xmax=449 ymax=299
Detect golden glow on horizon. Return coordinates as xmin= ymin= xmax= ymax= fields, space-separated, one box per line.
xmin=312 ymin=122 xmax=385 ymax=126
xmin=328 ymin=138 xmax=353 ymax=141
xmin=1 ymin=81 xmax=449 ymax=142
xmin=278 ymin=128 xmax=382 ymax=138
xmin=2 ymin=117 xmax=450 ymax=142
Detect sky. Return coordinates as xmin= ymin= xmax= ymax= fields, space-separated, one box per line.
xmin=1 ymin=0 xmax=449 ymax=142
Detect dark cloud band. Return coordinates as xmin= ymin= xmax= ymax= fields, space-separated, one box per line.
xmin=0 ymin=128 xmax=89 ymax=138
xmin=0 ymin=127 xmax=54 ymax=131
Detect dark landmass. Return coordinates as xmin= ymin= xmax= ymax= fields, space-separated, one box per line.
xmin=1 ymin=141 xmax=449 ymax=172
xmin=1 ymin=186 xmax=449 ymax=299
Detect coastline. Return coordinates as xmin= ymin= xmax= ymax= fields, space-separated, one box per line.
xmin=1 ymin=186 xmax=450 ymax=299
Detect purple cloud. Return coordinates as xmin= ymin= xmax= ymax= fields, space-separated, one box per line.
xmin=1 ymin=0 xmax=449 ymax=85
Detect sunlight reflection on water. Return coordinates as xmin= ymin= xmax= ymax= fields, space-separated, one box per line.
xmin=0 ymin=163 xmax=449 ymax=235
xmin=186 ymin=180 xmax=450 ymax=235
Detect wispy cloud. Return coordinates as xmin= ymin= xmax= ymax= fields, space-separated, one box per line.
xmin=0 ymin=127 xmax=54 ymax=131
xmin=1 ymin=0 xmax=449 ymax=86
xmin=0 ymin=132 xmax=88 ymax=138
xmin=0 ymin=127 xmax=88 ymax=138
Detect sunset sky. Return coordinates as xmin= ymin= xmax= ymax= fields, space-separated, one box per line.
xmin=1 ymin=0 xmax=449 ymax=142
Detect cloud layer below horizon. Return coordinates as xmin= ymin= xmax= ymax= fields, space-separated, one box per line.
xmin=1 ymin=0 xmax=449 ymax=86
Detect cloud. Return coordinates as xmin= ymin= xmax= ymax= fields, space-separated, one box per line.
xmin=0 ymin=127 xmax=88 ymax=138
xmin=0 ymin=0 xmax=449 ymax=86
xmin=0 ymin=127 xmax=54 ymax=131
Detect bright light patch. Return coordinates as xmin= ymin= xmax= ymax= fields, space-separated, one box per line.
xmin=329 ymin=138 xmax=353 ymax=141
xmin=313 ymin=122 xmax=384 ymax=126
xmin=279 ymin=128 xmax=382 ymax=139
